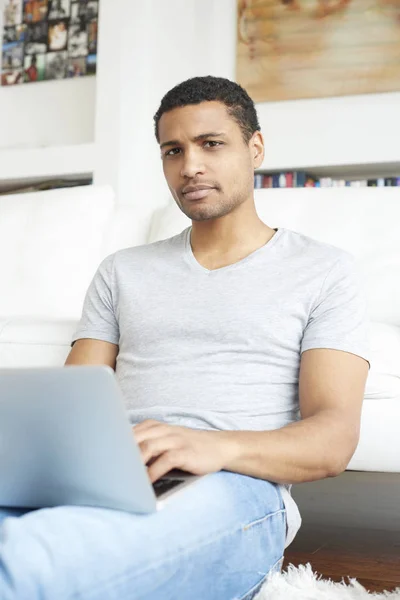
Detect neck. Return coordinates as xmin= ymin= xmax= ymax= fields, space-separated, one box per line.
xmin=190 ymin=202 xmax=275 ymax=256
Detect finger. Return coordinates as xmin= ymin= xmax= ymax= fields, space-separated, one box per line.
xmin=133 ymin=420 xmax=164 ymax=442
xmin=133 ymin=419 xmax=161 ymax=434
xmin=133 ymin=422 xmax=175 ymax=444
xmin=147 ymin=450 xmax=183 ymax=484
xmin=139 ymin=435 xmax=180 ymax=466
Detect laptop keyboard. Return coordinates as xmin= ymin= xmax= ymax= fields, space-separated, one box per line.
xmin=152 ymin=478 xmax=185 ymax=498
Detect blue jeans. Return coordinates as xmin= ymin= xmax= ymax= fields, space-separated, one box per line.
xmin=0 ymin=471 xmax=286 ymax=600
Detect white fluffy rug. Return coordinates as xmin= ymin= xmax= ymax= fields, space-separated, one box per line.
xmin=255 ymin=563 xmax=400 ymax=600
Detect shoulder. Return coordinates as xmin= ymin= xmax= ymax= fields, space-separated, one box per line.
xmin=279 ymin=228 xmax=355 ymax=272
xmin=100 ymin=227 xmax=189 ymax=273
xmin=116 ymin=227 xmax=187 ymax=260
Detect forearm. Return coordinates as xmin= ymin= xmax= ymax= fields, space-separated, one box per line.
xmin=219 ymin=410 xmax=358 ymax=485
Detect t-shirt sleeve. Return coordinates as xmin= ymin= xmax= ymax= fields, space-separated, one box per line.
xmin=301 ymin=253 xmax=370 ymax=365
xmin=71 ymin=254 xmax=120 ymax=347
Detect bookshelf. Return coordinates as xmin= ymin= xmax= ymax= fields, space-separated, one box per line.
xmin=255 ymin=161 xmax=400 ymax=189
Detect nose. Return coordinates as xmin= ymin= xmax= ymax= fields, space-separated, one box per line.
xmin=180 ymin=148 xmax=206 ymax=180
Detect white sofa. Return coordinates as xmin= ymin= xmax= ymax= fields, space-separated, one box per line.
xmin=1 ymin=184 xmax=399 ymax=475
xmin=0 ymin=184 xmax=136 ymax=368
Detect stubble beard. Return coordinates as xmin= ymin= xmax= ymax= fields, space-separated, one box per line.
xmin=179 ymin=191 xmax=246 ymax=222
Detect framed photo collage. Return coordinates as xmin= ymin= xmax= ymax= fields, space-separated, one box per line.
xmin=1 ymin=0 xmax=99 ymax=86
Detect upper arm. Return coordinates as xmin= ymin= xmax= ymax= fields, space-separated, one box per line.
xmin=65 ymin=338 xmax=119 ymax=369
xmin=70 ymin=254 xmax=120 ymax=358
xmin=299 ymin=348 xmax=369 ymax=475
xmin=299 ymin=348 xmax=369 ymax=468
xmin=298 ymin=252 xmax=370 ymax=470
xmin=299 ymin=251 xmax=370 ymax=425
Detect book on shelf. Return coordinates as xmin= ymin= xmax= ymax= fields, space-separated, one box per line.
xmin=254 ymin=172 xmax=400 ymax=189
xmin=255 ymin=171 xmax=318 ymax=189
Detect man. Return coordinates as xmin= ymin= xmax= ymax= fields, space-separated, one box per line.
xmin=0 ymin=76 xmax=369 ymax=599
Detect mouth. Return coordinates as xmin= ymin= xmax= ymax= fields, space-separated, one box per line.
xmin=182 ymin=187 xmax=216 ymax=201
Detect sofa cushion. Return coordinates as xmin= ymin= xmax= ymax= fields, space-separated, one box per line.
xmin=368 ymin=322 xmax=400 ymax=377
xmin=365 ymin=372 xmax=400 ymax=401
xmin=0 ymin=318 xmax=77 ymax=368
xmin=0 ymin=185 xmax=115 ymax=321
xmin=348 ymin=397 xmax=400 ymax=472
xmin=363 ymin=322 xmax=400 ymax=401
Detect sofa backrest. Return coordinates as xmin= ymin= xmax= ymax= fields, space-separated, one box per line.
xmin=147 ymin=187 xmax=400 ymax=326
xmin=0 ymin=185 xmax=115 ymax=320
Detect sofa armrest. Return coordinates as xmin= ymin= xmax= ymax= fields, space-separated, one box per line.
xmin=0 ymin=318 xmax=78 ymax=368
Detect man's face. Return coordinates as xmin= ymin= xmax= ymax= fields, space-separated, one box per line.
xmin=158 ymin=101 xmax=264 ymax=222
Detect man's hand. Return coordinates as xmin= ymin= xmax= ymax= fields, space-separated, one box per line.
xmin=132 ymin=420 xmax=237 ymax=483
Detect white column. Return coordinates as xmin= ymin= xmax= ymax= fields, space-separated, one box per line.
xmin=94 ymin=0 xmax=237 ymax=245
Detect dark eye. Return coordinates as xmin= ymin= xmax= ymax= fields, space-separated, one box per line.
xmin=204 ymin=141 xmax=222 ymax=148
xmin=165 ymin=148 xmax=181 ymax=157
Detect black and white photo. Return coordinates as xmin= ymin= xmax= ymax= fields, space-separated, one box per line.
xmin=25 ymin=22 xmax=48 ymax=54
xmin=68 ymin=22 xmax=87 ymax=57
xmin=45 ymin=50 xmax=67 ymax=79
xmin=48 ymin=0 xmax=70 ymax=20
xmin=3 ymin=0 xmax=23 ymax=27
xmin=86 ymin=1 xmax=98 ymax=20
xmin=3 ymin=24 xmax=26 ymax=43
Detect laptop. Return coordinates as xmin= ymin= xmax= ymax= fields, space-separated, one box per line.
xmin=0 ymin=366 xmax=203 ymax=513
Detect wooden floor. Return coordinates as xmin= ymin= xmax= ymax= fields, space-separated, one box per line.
xmin=284 ymin=525 xmax=400 ymax=593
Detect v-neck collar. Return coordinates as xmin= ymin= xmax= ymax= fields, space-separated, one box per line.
xmin=183 ymin=226 xmax=284 ymax=275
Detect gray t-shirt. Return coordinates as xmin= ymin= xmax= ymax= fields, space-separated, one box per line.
xmin=72 ymin=226 xmax=370 ymax=548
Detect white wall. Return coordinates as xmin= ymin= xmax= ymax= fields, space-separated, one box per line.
xmin=2 ymin=0 xmax=398 ymax=203
xmin=94 ymin=0 xmax=236 ymax=246
xmin=257 ymin=91 xmax=400 ymax=171
xmin=94 ymin=0 xmax=400 ymax=250
xmin=0 ymin=78 xmax=96 ymax=150
xmin=0 ymin=3 xmax=96 ymax=150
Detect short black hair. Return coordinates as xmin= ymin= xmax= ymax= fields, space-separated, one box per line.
xmin=153 ymin=76 xmax=261 ymax=144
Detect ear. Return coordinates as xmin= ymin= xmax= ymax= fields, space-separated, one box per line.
xmin=250 ymin=131 xmax=265 ymax=170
